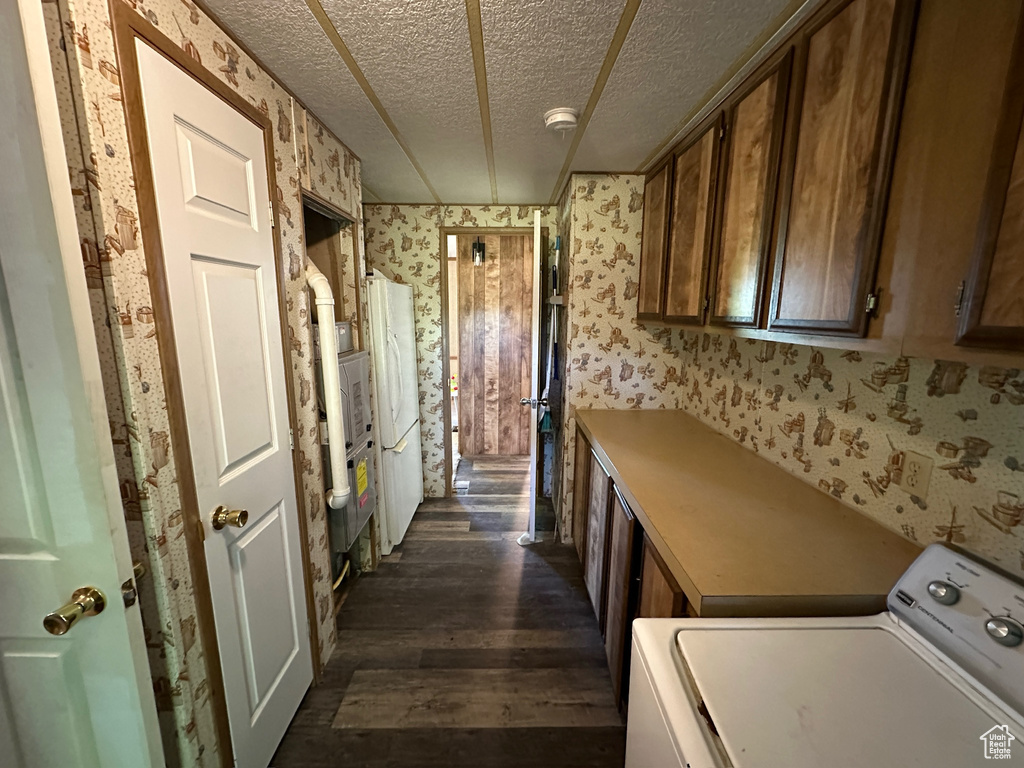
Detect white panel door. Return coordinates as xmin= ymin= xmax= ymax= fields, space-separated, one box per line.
xmin=135 ymin=41 xmax=311 ymax=768
xmin=0 ymin=1 xmax=163 ymax=765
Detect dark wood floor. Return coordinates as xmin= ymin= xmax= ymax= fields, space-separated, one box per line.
xmin=272 ymin=456 xmax=626 ymax=767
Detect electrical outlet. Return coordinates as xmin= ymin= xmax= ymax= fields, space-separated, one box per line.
xmin=900 ymin=450 xmax=934 ymax=499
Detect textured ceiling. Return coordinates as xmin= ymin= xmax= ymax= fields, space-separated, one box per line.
xmin=202 ymin=0 xmax=813 ymax=203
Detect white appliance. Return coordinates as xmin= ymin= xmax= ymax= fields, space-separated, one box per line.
xmin=627 ymin=543 xmax=1024 ymax=767
xmin=367 ymin=275 xmax=423 ymax=552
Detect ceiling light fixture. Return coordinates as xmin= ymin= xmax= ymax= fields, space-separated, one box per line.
xmin=544 ymin=107 xmax=579 ymax=133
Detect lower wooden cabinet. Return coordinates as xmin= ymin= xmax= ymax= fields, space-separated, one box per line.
xmin=571 ymin=431 xmax=688 ymax=709
xmin=584 ymin=453 xmax=612 ymax=632
xmin=604 ymin=488 xmax=640 ymax=706
xmin=637 ymin=533 xmax=686 ymax=619
xmin=571 ymin=431 xmax=591 ymax=565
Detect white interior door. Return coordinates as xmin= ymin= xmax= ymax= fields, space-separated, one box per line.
xmin=135 ymin=41 xmax=311 ymax=768
xmin=0 ymin=2 xmax=163 ymax=765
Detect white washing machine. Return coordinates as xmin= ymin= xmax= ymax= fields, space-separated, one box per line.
xmin=626 ymin=543 xmax=1024 ymax=767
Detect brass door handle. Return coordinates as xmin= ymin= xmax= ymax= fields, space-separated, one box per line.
xmin=43 ymin=587 xmax=106 ymax=636
xmin=211 ymin=505 xmax=248 ymax=531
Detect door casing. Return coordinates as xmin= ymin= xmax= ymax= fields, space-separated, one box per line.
xmin=110 ymin=5 xmax=320 ymax=765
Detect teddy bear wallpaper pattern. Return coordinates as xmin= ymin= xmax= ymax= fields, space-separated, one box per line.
xmin=363 ymin=204 xmax=556 ymax=497
xmin=555 ymin=174 xmax=688 ymax=538
xmin=554 ymin=174 xmax=1023 ymax=577
xmin=675 ymin=335 xmax=1024 ymax=577
xmin=44 ymin=0 xmax=361 ymax=762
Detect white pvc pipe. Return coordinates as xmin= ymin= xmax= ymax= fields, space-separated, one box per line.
xmin=306 ymin=262 xmax=350 ymax=510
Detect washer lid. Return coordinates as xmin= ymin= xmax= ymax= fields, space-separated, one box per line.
xmin=676 ymin=623 xmax=1022 ymax=767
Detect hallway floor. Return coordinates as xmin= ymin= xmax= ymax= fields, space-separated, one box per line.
xmin=272 ymin=455 xmax=626 ymax=767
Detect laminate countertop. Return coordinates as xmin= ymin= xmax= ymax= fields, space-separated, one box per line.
xmin=575 ymin=409 xmax=922 ymax=618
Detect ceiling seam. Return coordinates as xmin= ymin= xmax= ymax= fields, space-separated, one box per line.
xmin=635 ymin=0 xmax=815 ymax=174
xmin=361 ymin=183 xmax=382 ymax=203
xmin=304 ymin=0 xmax=442 ymax=203
xmin=547 ymin=0 xmax=642 ymax=204
xmin=465 ymin=0 xmax=498 ymax=204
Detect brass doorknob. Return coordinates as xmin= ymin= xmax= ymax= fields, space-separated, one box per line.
xmin=211 ymin=505 xmax=249 ymax=530
xmin=43 ymin=587 xmax=106 ymax=636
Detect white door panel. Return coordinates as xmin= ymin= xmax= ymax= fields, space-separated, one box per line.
xmin=0 ymin=1 xmax=162 ymax=765
xmin=136 ymin=40 xmax=310 ymax=768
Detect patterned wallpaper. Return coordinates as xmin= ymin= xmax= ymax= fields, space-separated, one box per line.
xmin=43 ymin=0 xmax=361 ymax=764
xmin=362 ymin=204 xmax=556 ymax=497
xmin=555 ymin=174 xmax=687 ymax=537
xmin=554 ymin=173 xmax=1024 ymax=579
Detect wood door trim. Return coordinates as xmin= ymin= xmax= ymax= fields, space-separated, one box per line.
xmin=766 ymin=0 xmax=919 ymax=337
xmin=637 ymin=156 xmax=674 ymax=323
xmin=298 ymin=191 xmax=364 ymax=353
xmin=707 ymin=49 xmax=793 ymax=329
xmin=302 ymin=188 xmax=353 ymax=223
xmin=111 ymin=10 xmax=318 ymax=766
xmin=439 ymin=230 xmax=454 ymax=497
xmin=956 ymin=8 xmax=1024 ymax=349
xmin=662 ymin=112 xmax=723 ymax=325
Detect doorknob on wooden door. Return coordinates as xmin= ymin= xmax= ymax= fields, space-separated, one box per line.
xmin=211 ymin=505 xmax=249 ymax=530
xmin=43 ymin=587 xmax=106 ymax=636
xmin=519 ymin=398 xmax=548 ymax=408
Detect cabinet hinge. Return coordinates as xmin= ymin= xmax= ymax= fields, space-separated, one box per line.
xmin=269 ymin=199 xmax=276 ymax=228
xmin=719 ymin=126 xmax=726 ymax=140
xmin=954 ymin=280 xmax=966 ymax=317
xmin=864 ymin=291 xmax=880 ymax=316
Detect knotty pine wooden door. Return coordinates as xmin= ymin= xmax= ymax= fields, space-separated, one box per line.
xmin=457 ymin=234 xmax=533 ymax=455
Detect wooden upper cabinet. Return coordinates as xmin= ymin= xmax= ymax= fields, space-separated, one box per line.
xmin=637 ymin=160 xmax=672 ymax=321
xmin=768 ymin=0 xmax=917 ymax=335
xmin=664 ymin=116 xmax=722 ymax=324
xmin=709 ymin=54 xmax=792 ymax=327
xmin=958 ymin=13 xmax=1024 ymax=350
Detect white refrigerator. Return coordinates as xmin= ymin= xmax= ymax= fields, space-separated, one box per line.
xmin=367 ymin=275 xmax=423 ymax=553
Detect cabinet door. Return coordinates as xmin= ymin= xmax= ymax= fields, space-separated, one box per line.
xmin=637 ymin=160 xmax=672 ymax=321
xmin=768 ymin=0 xmax=917 ymax=335
xmin=604 ymin=488 xmax=639 ymax=707
xmin=572 ymin=428 xmax=591 ymax=565
xmin=584 ymin=453 xmax=611 ymax=630
xmin=637 ymin=534 xmax=685 ymax=619
xmin=957 ymin=13 xmax=1024 ymax=350
xmin=664 ymin=117 xmax=721 ymax=324
xmin=709 ymin=54 xmax=791 ymax=327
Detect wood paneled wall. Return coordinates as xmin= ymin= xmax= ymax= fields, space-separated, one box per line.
xmin=457 ymin=234 xmax=533 ymax=456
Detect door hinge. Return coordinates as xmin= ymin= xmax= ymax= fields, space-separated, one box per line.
xmin=719 ymin=126 xmax=726 ymax=141
xmin=268 ymin=199 xmax=276 ymax=228
xmin=865 ymin=290 xmax=880 ymax=316
xmin=289 ymin=428 xmax=294 ymax=450
xmin=954 ymin=280 xmax=966 ymax=317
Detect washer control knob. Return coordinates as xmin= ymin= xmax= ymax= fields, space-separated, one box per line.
xmin=986 ymin=617 xmax=1024 ymax=648
xmin=927 ymin=581 xmax=960 ymax=606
